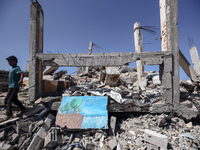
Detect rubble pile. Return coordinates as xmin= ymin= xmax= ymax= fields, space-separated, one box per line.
xmin=0 ymin=70 xmax=9 ymax=92
xmin=0 ymin=66 xmax=200 ymax=149
xmin=0 ymin=104 xmax=200 ymax=149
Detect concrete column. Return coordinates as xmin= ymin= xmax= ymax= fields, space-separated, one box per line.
xmin=134 ymin=22 xmax=145 ymax=79
xmin=88 ymin=41 xmax=93 ymax=55
xmin=160 ymin=0 xmax=167 ymax=52
xmin=29 ymin=2 xmax=44 ymax=102
xmin=159 ymin=0 xmax=179 ymax=106
xmin=190 ymin=46 xmax=200 ymax=75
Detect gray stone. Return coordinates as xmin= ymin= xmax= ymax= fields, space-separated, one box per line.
xmin=43 ymin=66 xmax=59 ymax=75
xmin=108 ymin=136 xmax=118 ymax=150
xmin=147 ymin=143 xmax=159 ymax=150
xmin=0 ymin=142 xmax=13 ymax=150
xmin=42 ymin=113 xmax=55 ymax=130
xmin=152 ymin=75 xmax=161 ymax=85
xmin=18 ymin=133 xmax=27 ymax=147
xmin=95 ymin=132 xmax=103 ymax=141
xmin=16 ymin=120 xmax=32 ymax=134
xmin=22 ymin=104 xmax=46 ymax=118
xmin=109 ymin=116 xmax=117 ymax=136
xmin=144 ymin=129 xmax=168 ymax=149
xmin=55 ymin=146 xmax=61 ymax=150
xmin=65 ymin=133 xmax=74 ymax=144
xmin=119 ymin=65 xmax=133 ymax=73
xmin=44 ymin=129 xmax=57 ymax=148
xmin=107 ymin=90 xmax=124 ymax=104
xmin=37 ymin=127 xmax=47 ymax=139
xmin=0 ymin=117 xmax=20 ymax=126
xmin=19 ymin=137 xmax=31 ymax=150
xmin=74 ymin=137 xmax=80 ymax=143
xmin=86 ymin=143 xmax=96 ymax=150
xmin=27 ymin=135 xmax=42 ymax=150
xmin=104 ymin=67 xmax=120 ymax=86
xmin=10 ymin=133 xmax=19 ymax=145
xmin=0 ymin=131 xmax=5 ymax=141
xmin=45 ymin=101 xmax=61 ymax=111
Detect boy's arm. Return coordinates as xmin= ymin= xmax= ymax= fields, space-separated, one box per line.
xmin=18 ymin=72 xmax=24 ymax=85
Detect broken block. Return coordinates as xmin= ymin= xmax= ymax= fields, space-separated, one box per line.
xmin=22 ymin=104 xmax=46 ymax=118
xmin=108 ymin=90 xmax=124 ymax=104
xmin=0 ymin=131 xmax=5 ymax=140
xmin=27 ymin=135 xmax=42 ymax=150
xmin=152 ymin=75 xmax=161 ymax=85
xmin=43 ymin=66 xmax=59 ymax=75
xmin=103 ymin=67 xmax=120 ymax=86
xmin=10 ymin=133 xmax=19 ymax=145
xmin=0 ymin=142 xmax=12 ymax=150
xmin=108 ymin=136 xmax=118 ymax=150
xmin=16 ymin=120 xmax=32 ymax=134
xmin=144 ymin=129 xmax=168 ymax=150
xmin=18 ymin=134 xmax=27 ymax=148
xmin=109 ymin=116 xmax=117 ymax=136
xmin=37 ymin=114 xmax=55 ymax=139
xmin=42 ymin=114 xmax=55 ymax=130
xmin=44 ymin=129 xmax=57 ymax=148
xmin=44 ymin=80 xmax=58 ymax=95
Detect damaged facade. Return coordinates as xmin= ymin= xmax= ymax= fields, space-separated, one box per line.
xmin=0 ymin=0 xmax=200 ymax=149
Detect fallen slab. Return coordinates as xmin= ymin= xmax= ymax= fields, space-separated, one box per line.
xmin=144 ymin=129 xmax=168 ymax=150
xmin=22 ymin=104 xmax=46 ymax=118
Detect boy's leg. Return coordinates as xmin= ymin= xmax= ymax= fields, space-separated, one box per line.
xmin=12 ymin=88 xmax=26 ymax=111
xmin=4 ymin=88 xmax=12 ymax=106
xmin=6 ymin=88 xmax=15 ymax=116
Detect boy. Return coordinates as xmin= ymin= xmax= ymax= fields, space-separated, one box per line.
xmin=4 ymin=55 xmax=26 ymax=118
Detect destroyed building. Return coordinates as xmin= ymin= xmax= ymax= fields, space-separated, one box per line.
xmin=0 ymin=0 xmax=200 ymax=150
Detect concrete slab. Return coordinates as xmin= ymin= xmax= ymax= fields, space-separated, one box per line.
xmin=144 ymin=129 xmax=168 ymax=149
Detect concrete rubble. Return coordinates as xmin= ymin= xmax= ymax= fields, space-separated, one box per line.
xmin=0 ymin=66 xmax=200 ymax=150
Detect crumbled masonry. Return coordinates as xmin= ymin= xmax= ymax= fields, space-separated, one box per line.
xmin=0 ymin=66 xmax=200 ymax=149
xmin=0 ymin=0 xmax=200 ymax=148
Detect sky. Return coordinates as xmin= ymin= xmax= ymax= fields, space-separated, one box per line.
xmin=0 ymin=0 xmax=200 ymax=80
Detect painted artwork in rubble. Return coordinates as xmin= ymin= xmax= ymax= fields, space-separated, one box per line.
xmin=56 ymin=96 xmax=108 ymax=129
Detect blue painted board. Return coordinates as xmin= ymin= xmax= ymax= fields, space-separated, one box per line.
xmin=56 ymin=96 xmax=108 ymax=129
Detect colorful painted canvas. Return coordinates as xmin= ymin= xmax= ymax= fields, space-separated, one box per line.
xmin=56 ymin=96 xmax=108 ymax=129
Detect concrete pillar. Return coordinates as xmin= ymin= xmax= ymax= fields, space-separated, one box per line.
xmin=190 ymin=46 xmax=200 ymax=75
xmin=88 ymin=41 xmax=93 ymax=55
xmin=159 ymin=0 xmax=179 ymax=106
xmin=134 ymin=22 xmax=145 ymax=79
xmin=29 ymin=2 xmax=44 ymax=102
xmin=160 ymin=0 xmax=167 ymax=52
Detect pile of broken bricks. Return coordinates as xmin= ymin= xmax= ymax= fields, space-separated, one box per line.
xmin=0 ymin=65 xmax=200 ymax=149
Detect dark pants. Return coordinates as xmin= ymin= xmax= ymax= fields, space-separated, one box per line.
xmin=4 ymin=88 xmax=25 ymax=115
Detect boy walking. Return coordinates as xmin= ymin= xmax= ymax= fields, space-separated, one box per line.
xmin=4 ymin=55 xmax=26 ymax=118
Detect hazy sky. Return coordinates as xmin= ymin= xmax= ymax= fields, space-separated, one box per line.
xmin=0 ymin=0 xmax=200 ymax=80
